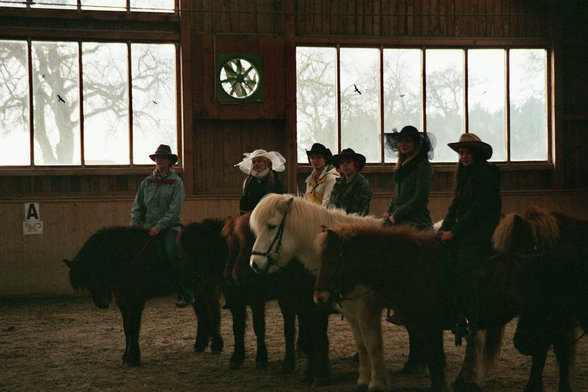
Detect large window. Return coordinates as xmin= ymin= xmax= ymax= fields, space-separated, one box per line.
xmin=296 ymin=46 xmax=548 ymax=164
xmin=0 ymin=0 xmax=174 ymax=12
xmin=0 ymin=40 xmax=178 ymax=166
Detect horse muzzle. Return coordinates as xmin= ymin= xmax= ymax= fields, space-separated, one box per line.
xmin=313 ymin=289 xmax=332 ymax=307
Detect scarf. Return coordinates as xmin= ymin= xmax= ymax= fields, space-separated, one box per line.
xmin=251 ymin=168 xmax=270 ymax=181
xmin=150 ymin=166 xmax=175 ymax=184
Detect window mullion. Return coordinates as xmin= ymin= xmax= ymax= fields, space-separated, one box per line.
xmin=422 ymin=48 xmax=427 ymax=133
xmin=464 ymin=48 xmax=469 ymax=133
xmin=379 ymin=46 xmax=384 ymax=163
xmin=27 ymin=39 xmax=34 ymax=167
xmin=79 ymin=41 xmax=85 ymax=166
xmin=505 ymin=49 xmax=511 ymax=162
xmin=336 ymin=45 xmax=341 ymax=153
xmin=128 ymin=41 xmax=134 ymax=166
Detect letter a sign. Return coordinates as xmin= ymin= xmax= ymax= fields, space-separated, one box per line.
xmin=23 ymin=202 xmax=43 ymax=235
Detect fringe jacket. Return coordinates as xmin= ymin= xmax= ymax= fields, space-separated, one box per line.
xmin=304 ymin=165 xmax=340 ymax=207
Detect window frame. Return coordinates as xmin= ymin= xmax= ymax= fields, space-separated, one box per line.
xmin=295 ymin=42 xmax=553 ymax=171
xmin=0 ymin=4 xmax=182 ymax=173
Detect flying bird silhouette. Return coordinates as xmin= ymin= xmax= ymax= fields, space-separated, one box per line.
xmin=57 ymin=95 xmax=65 ymax=103
xmin=353 ymin=84 xmax=362 ymax=95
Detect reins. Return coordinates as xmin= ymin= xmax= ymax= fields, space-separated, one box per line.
xmin=126 ymin=236 xmax=153 ymax=273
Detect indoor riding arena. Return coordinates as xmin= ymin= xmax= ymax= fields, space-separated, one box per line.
xmin=1 ymin=1 xmax=587 ymax=392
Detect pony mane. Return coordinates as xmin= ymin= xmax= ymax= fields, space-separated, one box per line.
xmin=251 ymin=193 xmax=380 ymax=240
xmin=327 ymin=222 xmax=438 ymax=248
xmin=493 ymin=207 xmax=560 ymax=253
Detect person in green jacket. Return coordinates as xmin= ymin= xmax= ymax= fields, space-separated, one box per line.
xmin=130 ymin=144 xmax=194 ymax=308
xmin=383 ymin=125 xmax=434 ymax=231
xmin=438 ymin=133 xmax=501 ymax=342
xmin=328 ymin=148 xmax=372 ymax=216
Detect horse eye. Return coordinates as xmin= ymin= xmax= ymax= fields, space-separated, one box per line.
xmin=267 ymin=224 xmax=277 ymax=230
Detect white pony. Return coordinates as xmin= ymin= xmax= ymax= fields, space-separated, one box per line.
xmin=249 ymin=193 xmax=381 ymax=275
xmin=249 ymin=194 xmax=495 ymax=392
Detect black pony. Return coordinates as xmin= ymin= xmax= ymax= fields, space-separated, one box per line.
xmin=64 ymin=221 xmax=226 ymax=366
xmin=493 ymin=208 xmax=588 ymax=392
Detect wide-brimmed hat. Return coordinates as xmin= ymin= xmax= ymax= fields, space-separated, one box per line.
xmin=305 ymin=143 xmax=333 ymax=163
xmin=234 ymin=149 xmax=286 ymax=174
xmin=331 ymin=148 xmax=366 ymax=170
xmin=448 ymin=133 xmax=493 ymax=160
xmin=383 ymin=125 xmax=435 ymax=159
xmin=149 ymin=144 xmax=178 ymax=165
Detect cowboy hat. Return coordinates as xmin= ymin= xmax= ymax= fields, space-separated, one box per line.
xmin=149 ymin=144 xmax=178 ymax=165
xmin=383 ymin=125 xmax=435 ymax=158
xmin=305 ymin=143 xmax=333 ymax=163
xmin=447 ymin=133 xmax=493 ymax=160
xmin=331 ymin=148 xmax=367 ymax=170
xmin=234 ymin=149 xmax=286 ymax=174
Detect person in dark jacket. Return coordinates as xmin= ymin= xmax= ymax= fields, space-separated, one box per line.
xmin=383 ymin=125 xmax=434 ymax=230
xmin=438 ymin=133 xmax=501 ymax=342
xmin=130 ymin=144 xmax=194 ymax=308
xmin=235 ymin=149 xmax=286 ymax=214
xmin=328 ymin=148 xmax=372 ymax=216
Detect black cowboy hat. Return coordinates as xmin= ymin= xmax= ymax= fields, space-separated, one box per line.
xmin=305 ymin=143 xmax=333 ymax=163
xmin=383 ymin=125 xmax=435 ymax=159
xmin=331 ymin=148 xmax=367 ymax=170
xmin=149 ymin=144 xmax=178 ymax=165
xmin=447 ymin=133 xmax=493 ymax=160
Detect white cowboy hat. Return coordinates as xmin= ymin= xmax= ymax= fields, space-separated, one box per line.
xmin=234 ymin=149 xmax=286 ymax=174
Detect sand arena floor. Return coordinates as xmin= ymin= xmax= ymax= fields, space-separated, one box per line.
xmin=0 ymin=296 xmax=586 ymax=392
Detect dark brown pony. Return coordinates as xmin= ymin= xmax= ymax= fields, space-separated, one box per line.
xmin=314 ymin=223 xmax=518 ymax=392
xmin=493 ymin=208 xmax=588 ymax=392
xmin=228 ymin=211 xmax=333 ymax=386
xmin=220 ymin=212 xmax=302 ymax=372
xmin=65 ymin=221 xmax=226 ymax=366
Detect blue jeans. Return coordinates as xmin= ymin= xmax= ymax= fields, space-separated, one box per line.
xmin=159 ymin=229 xmax=193 ymax=299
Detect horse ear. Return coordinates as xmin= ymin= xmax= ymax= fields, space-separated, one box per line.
xmin=63 ymin=259 xmax=72 ymax=269
xmin=278 ymin=196 xmax=295 ymax=214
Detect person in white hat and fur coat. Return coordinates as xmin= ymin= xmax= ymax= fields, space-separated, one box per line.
xmin=235 ymin=149 xmax=286 ymax=214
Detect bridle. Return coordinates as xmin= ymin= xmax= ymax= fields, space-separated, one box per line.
xmin=314 ymin=249 xmax=371 ymax=304
xmin=250 ymin=212 xmax=287 ymax=270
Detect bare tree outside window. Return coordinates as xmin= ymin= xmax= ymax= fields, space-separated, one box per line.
xmin=0 ymin=40 xmax=177 ymax=167
xmin=32 ymin=41 xmax=81 ymax=165
xmin=340 ymin=48 xmax=380 ymax=162
xmin=296 ymin=46 xmax=548 ymax=164
xmin=0 ymin=41 xmax=29 ymax=166
xmin=296 ymin=47 xmax=337 ymax=163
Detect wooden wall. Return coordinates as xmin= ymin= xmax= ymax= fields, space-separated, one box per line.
xmin=1 ymin=0 xmax=587 ymax=296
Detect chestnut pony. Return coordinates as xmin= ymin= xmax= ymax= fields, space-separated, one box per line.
xmin=314 ymin=223 xmax=519 ymax=392
xmin=493 ymin=208 xmax=588 ymax=392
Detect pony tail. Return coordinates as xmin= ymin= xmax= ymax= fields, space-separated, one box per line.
xmin=526 ymin=209 xmax=560 ymax=250
xmin=492 ymin=214 xmax=516 ymax=253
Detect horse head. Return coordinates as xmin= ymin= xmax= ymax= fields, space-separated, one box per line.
xmin=313 ymin=227 xmax=360 ymax=307
xmin=249 ymin=194 xmax=295 ymax=275
xmin=64 ymin=257 xmax=112 ymax=309
xmin=222 ymin=212 xmax=257 ymax=283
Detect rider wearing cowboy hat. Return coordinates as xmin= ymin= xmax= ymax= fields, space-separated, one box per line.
xmin=328 ymin=148 xmax=372 ymax=216
xmin=304 ymin=143 xmax=340 ymax=207
xmin=438 ymin=133 xmax=501 ymax=343
xmin=131 ymin=144 xmax=194 ymax=308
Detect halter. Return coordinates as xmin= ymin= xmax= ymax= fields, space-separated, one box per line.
xmin=250 ymin=212 xmax=287 ymax=270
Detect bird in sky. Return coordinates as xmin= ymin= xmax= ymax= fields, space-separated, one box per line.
xmin=57 ymin=94 xmax=65 ymax=103
xmin=353 ymin=84 xmax=362 ymax=94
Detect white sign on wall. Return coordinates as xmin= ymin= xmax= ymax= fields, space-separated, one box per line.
xmin=23 ymin=202 xmax=43 ymax=235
